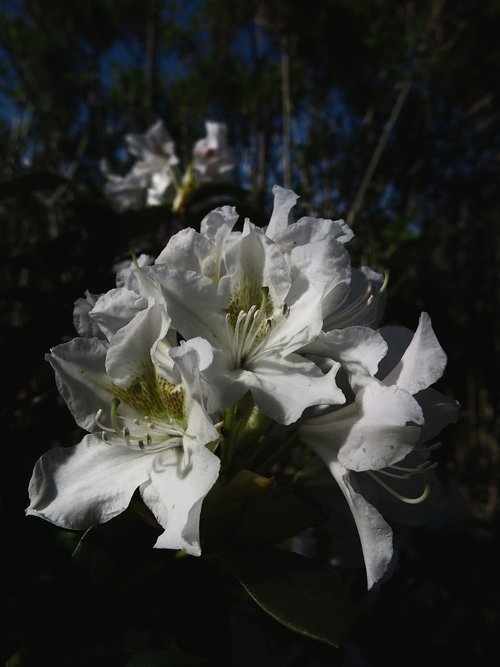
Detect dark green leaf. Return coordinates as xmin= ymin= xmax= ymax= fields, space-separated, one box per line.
xmin=210 ymin=541 xmax=354 ymax=648
xmin=235 ymin=490 xmax=327 ymax=543
xmin=71 ymin=505 xmax=161 ymax=587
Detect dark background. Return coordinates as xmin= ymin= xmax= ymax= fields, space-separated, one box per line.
xmin=1 ymin=1 xmax=499 ymax=665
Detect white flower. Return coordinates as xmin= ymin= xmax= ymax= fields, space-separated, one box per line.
xmin=151 ymin=185 xmax=388 ymax=425
xmin=26 ymin=286 xmax=220 ymax=555
xmin=193 ymin=121 xmax=237 ymax=182
xmin=299 ymin=313 xmax=459 ymax=588
xmin=102 ymin=120 xmax=179 ymax=211
xmin=152 ymin=206 xmax=345 ymax=425
xmin=264 ymin=186 xmax=386 ymax=331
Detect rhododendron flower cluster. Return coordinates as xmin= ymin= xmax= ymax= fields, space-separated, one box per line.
xmin=27 ymin=186 xmax=458 ymax=588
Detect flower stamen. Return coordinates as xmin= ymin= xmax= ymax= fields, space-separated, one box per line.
xmin=367 ymin=471 xmax=432 ymax=505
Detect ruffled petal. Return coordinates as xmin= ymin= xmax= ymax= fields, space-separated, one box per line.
xmin=141 ymin=445 xmax=220 ymax=555
xmin=26 ymin=434 xmax=154 ymax=530
xmin=303 ymin=327 xmax=388 ymax=393
xmin=245 ymin=353 xmax=344 ymax=425
xmin=265 ymin=185 xmax=299 ymax=241
xmin=289 ymin=238 xmax=350 ymax=301
xmin=73 ymin=292 xmax=104 ymax=338
xmin=280 ymin=216 xmax=353 ymax=250
xmin=383 ymin=312 xmax=447 ymax=394
xmin=155 ymin=227 xmax=212 ymax=272
xmin=90 ymin=288 xmax=149 ymax=340
xmin=46 ymin=337 xmax=111 ymax=431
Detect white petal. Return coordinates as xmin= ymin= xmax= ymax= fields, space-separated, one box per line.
xmin=73 ymin=292 xmax=104 ymax=338
xmin=141 ymin=446 xmax=220 ymax=555
xmin=155 ymin=266 xmax=225 ymax=345
xmin=26 ymin=434 xmax=154 ymax=530
xmin=245 ymin=353 xmax=344 ymax=425
xmin=281 ymin=216 xmax=353 ymax=249
xmin=170 ymin=339 xmax=219 ymax=449
xmin=199 ymin=206 xmax=239 ymax=278
xmin=300 ymin=381 xmax=423 ymax=472
xmin=155 ymin=227 xmax=212 ymax=272
xmin=90 ymin=288 xmax=149 ymax=340
xmin=376 ymin=325 xmax=413 ymax=379
xmin=383 ymin=312 xmax=447 ymax=394
xmin=264 ymin=284 xmax=324 ymax=357
xmin=323 ymin=267 xmax=385 ymax=331
xmin=266 ymin=185 xmax=299 ymax=241
xmin=46 ymin=337 xmax=111 ymax=431
xmin=115 ymin=253 xmax=152 ymax=289
xmin=219 ymin=225 xmax=291 ymax=309
xmin=338 ymin=382 xmax=423 ymax=470
xmin=200 ymin=348 xmax=249 ymax=415
xmin=303 ymin=327 xmax=388 ymax=392
xmin=289 ymin=238 xmax=351 ymax=301
xmin=105 ymin=303 xmax=170 ymax=386
xmin=200 ymin=205 xmax=239 ymax=240
xmin=330 ymin=462 xmax=394 ymax=589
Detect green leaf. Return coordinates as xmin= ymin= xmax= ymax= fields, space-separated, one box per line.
xmin=0 ymin=172 xmax=68 ymax=200
xmin=235 ymin=491 xmax=327 ymax=543
xmin=71 ymin=505 xmax=161 ymax=587
xmin=209 ymin=541 xmax=354 ymax=648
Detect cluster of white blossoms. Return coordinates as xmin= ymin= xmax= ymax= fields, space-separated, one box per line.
xmin=101 ymin=120 xmax=237 ymax=212
xmin=26 ymin=186 xmax=458 ymax=588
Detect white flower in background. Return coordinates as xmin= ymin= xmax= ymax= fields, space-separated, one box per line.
xmin=299 ymin=313 xmax=459 ymax=588
xmin=152 ymin=203 xmax=345 ymax=425
xmin=101 ymin=120 xmax=179 ymax=211
xmin=26 ymin=284 xmax=220 ymax=555
xmin=193 ymin=121 xmax=237 ymax=182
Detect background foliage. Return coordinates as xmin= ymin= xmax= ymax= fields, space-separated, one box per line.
xmin=2 ymin=0 xmax=499 ymax=664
